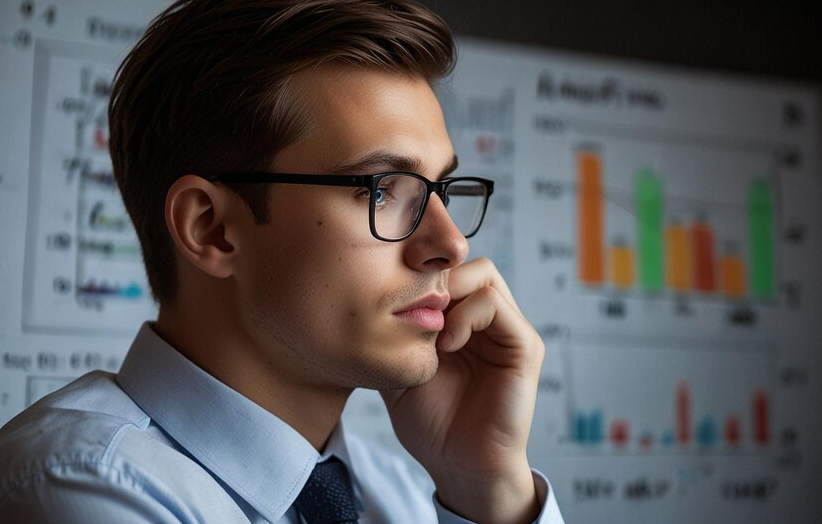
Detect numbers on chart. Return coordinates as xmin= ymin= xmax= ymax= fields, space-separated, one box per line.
xmin=14 ymin=1 xmax=57 ymax=48
xmin=20 ymin=1 xmax=56 ymax=25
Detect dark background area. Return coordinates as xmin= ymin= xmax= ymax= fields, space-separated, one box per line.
xmin=418 ymin=0 xmax=821 ymax=84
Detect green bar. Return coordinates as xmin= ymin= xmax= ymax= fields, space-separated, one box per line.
xmin=749 ymin=178 xmax=775 ymax=298
xmin=635 ymin=169 xmax=664 ymax=291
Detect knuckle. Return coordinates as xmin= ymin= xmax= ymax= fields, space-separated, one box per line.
xmin=475 ymin=257 xmax=498 ymax=275
xmin=476 ymin=284 xmax=500 ymax=302
xmin=534 ymin=335 xmax=546 ymax=356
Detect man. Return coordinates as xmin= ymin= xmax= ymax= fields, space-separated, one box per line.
xmin=0 ymin=1 xmax=564 ymax=522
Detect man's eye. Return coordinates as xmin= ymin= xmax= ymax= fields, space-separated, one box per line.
xmin=374 ymin=182 xmax=399 ymax=208
xmin=374 ymin=188 xmax=387 ymax=205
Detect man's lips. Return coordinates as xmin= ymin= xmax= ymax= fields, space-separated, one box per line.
xmin=393 ymin=294 xmax=450 ymax=331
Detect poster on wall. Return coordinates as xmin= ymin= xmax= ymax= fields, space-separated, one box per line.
xmin=1 ymin=3 xmax=820 ymax=522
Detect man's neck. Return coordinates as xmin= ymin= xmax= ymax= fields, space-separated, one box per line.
xmin=155 ymin=306 xmax=352 ymax=451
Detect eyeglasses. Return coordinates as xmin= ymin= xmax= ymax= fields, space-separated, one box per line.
xmin=213 ymin=171 xmax=494 ymax=242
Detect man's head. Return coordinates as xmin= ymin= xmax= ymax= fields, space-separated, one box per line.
xmin=109 ymin=0 xmax=456 ymax=305
xmin=109 ymin=0 xmax=473 ymax=395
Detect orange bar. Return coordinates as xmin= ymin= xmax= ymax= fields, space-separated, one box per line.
xmin=608 ymin=244 xmax=635 ymax=288
xmin=720 ymin=254 xmax=747 ymax=298
xmin=692 ymin=220 xmax=716 ymax=292
xmin=665 ymin=223 xmax=691 ymax=291
xmin=577 ymin=150 xmax=605 ymax=284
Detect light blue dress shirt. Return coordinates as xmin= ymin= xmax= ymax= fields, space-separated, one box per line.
xmin=0 ymin=323 xmax=564 ymax=523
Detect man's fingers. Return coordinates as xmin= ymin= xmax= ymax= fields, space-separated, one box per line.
xmin=447 ymin=258 xmax=520 ymax=313
xmin=437 ymin=285 xmax=532 ymax=359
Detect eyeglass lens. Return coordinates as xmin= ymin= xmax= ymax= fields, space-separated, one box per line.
xmin=373 ymin=174 xmax=487 ymax=240
xmin=442 ymin=179 xmax=488 ymax=237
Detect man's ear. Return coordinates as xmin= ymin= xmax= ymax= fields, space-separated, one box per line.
xmin=165 ymin=175 xmax=242 ymax=279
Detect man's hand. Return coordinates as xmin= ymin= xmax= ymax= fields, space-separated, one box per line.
xmin=381 ymin=258 xmax=545 ymax=524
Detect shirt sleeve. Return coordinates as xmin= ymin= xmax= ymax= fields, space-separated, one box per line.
xmin=432 ymin=469 xmax=565 ymax=524
xmin=0 ymin=461 xmax=188 ymax=524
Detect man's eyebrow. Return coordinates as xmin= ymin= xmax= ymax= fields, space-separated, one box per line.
xmin=327 ymin=150 xmax=460 ymax=179
xmin=440 ymin=155 xmax=459 ymax=178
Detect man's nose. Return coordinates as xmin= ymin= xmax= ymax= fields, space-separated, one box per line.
xmin=402 ymin=193 xmax=469 ymax=271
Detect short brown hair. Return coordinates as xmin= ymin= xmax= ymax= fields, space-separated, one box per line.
xmin=109 ymin=0 xmax=456 ymax=304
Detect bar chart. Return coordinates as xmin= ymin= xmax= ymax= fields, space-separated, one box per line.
xmin=565 ymin=341 xmax=775 ymax=454
xmin=572 ymin=381 xmax=771 ymax=451
xmin=574 ymin=144 xmax=777 ymax=301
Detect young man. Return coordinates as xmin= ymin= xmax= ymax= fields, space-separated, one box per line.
xmin=0 ymin=1 xmax=564 ymax=522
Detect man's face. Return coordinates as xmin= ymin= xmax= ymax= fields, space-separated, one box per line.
xmin=231 ymin=64 xmax=469 ymax=392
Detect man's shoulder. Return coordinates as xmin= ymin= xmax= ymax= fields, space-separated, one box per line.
xmin=0 ymin=371 xmax=247 ymax=522
xmin=0 ymin=371 xmax=154 ymax=496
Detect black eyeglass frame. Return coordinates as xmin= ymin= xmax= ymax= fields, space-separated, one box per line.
xmin=213 ymin=171 xmax=494 ymax=242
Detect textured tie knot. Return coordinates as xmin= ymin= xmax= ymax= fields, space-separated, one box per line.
xmin=294 ymin=456 xmax=359 ymax=524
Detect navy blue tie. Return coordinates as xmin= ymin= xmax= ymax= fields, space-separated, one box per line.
xmin=294 ymin=457 xmax=359 ymax=524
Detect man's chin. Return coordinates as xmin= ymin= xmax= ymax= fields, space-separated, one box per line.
xmin=363 ymin=349 xmax=440 ymax=391
xmin=394 ymin=361 xmax=439 ymax=390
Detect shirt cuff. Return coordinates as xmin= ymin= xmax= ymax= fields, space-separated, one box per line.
xmin=432 ymin=469 xmax=565 ymax=524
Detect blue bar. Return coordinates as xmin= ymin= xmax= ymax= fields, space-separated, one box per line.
xmin=574 ymin=412 xmax=588 ymax=444
xmin=696 ymin=415 xmax=717 ymax=448
xmin=588 ymin=411 xmax=604 ymax=445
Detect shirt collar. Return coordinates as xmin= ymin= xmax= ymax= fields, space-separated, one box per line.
xmin=117 ymin=323 xmax=340 ymax=522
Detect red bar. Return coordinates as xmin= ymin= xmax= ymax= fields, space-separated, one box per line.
xmin=693 ymin=219 xmax=716 ymax=292
xmin=753 ymin=389 xmax=770 ymax=445
xmin=724 ymin=416 xmax=741 ymax=447
xmin=94 ymin=127 xmax=109 ymax=151
xmin=610 ymin=419 xmax=629 ymax=448
xmin=676 ymin=381 xmax=691 ymax=445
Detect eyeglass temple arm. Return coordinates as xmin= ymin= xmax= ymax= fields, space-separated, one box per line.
xmin=213 ymin=172 xmax=366 ymax=186
xmin=444 ymin=183 xmax=494 ymax=196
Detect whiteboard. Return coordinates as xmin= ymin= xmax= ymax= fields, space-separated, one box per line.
xmin=2 ymin=2 xmax=821 ymax=522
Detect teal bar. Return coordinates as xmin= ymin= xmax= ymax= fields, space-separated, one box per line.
xmin=588 ymin=411 xmax=604 ymax=445
xmin=574 ymin=412 xmax=587 ymax=443
xmin=696 ymin=415 xmax=717 ymax=448
xmin=635 ymin=169 xmax=664 ymax=291
xmin=749 ymin=178 xmax=775 ymax=299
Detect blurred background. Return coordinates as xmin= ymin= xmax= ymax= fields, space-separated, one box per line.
xmin=1 ymin=1 xmax=819 ymax=522
xmin=418 ymin=0 xmax=821 ymax=82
